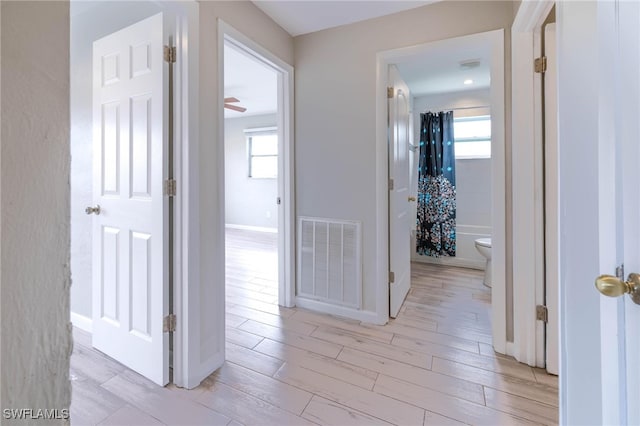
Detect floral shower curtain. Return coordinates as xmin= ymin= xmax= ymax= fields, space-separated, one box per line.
xmin=416 ymin=111 xmax=456 ymax=257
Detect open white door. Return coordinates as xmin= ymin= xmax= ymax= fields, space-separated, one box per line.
xmin=91 ymin=13 xmax=170 ymax=386
xmin=388 ymin=65 xmax=412 ymax=318
xmin=544 ymin=22 xmax=559 ymax=376
xmin=595 ymin=1 xmax=640 ymax=423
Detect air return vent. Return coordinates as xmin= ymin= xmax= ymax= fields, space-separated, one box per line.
xmin=298 ymin=217 xmax=362 ymax=308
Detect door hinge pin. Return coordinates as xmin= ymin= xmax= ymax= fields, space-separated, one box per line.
xmin=536 ymin=305 xmax=548 ymax=323
xmin=387 ymin=87 xmax=394 ymax=99
xmin=534 ymin=56 xmax=547 ymax=73
xmin=164 ymin=45 xmax=176 ymax=63
xmin=163 ymin=314 xmax=176 ymax=333
xmin=389 ymin=271 xmax=395 ymax=284
xmin=164 ymin=179 xmax=177 ymax=197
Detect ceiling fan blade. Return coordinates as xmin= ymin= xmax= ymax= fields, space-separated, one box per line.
xmin=224 ymin=104 xmax=247 ymax=113
xmin=224 ymin=97 xmax=240 ymax=103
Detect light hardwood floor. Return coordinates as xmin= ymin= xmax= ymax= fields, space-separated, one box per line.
xmin=70 ymin=228 xmax=558 ymax=425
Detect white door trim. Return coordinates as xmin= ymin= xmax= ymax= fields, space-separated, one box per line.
xmin=511 ymin=0 xmax=554 ymax=368
xmin=218 ymin=20 xmax=296 ymax=308
xmin=374 ymin=30 xmax=506 ymax=348
xmin=167 ymin=1 xmax=198 ymax=389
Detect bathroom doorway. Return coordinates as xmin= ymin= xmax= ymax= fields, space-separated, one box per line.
xmin=378 ymin=29 xmax=507 ymax=353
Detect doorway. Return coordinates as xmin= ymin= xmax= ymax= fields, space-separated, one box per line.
xmin=377 ymin=29 xmax=507 ymax=352
xmin=219 ymin=23 xmax=296 ymax=314
xmin=223 ymin=41 xmax=281 ymax=319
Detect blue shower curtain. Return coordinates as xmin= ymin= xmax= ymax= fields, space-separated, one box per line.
xmin=416 ymin=111 xmax=456 ymax=257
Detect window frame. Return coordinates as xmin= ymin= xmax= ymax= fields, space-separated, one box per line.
xmin=453 ymin=115 xmax=492 ymax=160
xmin=245 ymin=126 xmax=278 ymax=179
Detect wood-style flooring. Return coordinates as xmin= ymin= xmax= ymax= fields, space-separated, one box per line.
xmin=70 ymin=228 xmax=558 ymax=425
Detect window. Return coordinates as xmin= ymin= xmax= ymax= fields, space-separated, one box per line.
xmin=453 ymin=115 xmax=491 ymax=159
xmin=246 ymin=128 xmax=278 ymax=178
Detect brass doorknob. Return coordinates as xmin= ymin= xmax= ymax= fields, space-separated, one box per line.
xmin=408 ymin=196 xmax=416 ymax=202
xmin=595 ymin=273 xmax=640 ymax=304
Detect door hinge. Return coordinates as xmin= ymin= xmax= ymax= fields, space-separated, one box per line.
xmin=164 ymin=179 xmax=177 ymax=197
xmin=534 ymin=56 xmax=547 ymax=73
xmin=164 ymin=45 xmax=176 ymax=63
xmin=389 ymin=271 xmax=395 ymax=284
xmin=536 ymin=305 xmax=548 ymax=323
xmin=163 ymin=314 xmax=176 ymax=333
xmin=277 ymin=197 xmax=282 ymax=205
xmin=389 ymin=178 xmax=394 ymax=191
xmin=387 ymin=87 xmax=394 ymax=99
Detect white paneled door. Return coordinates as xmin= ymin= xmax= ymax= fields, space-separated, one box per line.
xmin=388 ymin=65 xmax=412 ymax=318
xmin=91 ymin=13 xmax=170 ymax=386
xmin=596 ymin=1 xmax=640 ymax=423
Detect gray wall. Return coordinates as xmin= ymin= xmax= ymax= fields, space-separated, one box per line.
xmin=294 ymin=1 xmax=514 ymax=314
xmin=1 ymin=1 xmax=71 ymax=418
xmin=411 ymin=90 xmax=492 ymax=269
xmin=225 ymin=114 xmax=278 ymax=230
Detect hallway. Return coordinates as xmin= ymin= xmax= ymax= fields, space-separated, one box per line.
xmin=70 ymin=230 xmax=558 ymax=425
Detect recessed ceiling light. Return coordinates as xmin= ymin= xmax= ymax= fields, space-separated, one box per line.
xmin=464 ymin=79 xmax=474 ymax=85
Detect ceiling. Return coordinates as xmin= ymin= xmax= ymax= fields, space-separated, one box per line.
xmin=224 ymin=45 xmax=278 ymax=119
xmin=396 ymin=36 xmax=491 ymax=97
xmin=225 ymin=1 xmax=438 ymax=119
xmin=226 ymin=1 xmax=489 ymax=117
xmin=252 ymin=1 xmax=436 ymax=37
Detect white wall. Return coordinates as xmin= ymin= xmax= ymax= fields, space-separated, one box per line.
xmin=224 ymin=114 xmax=278 ymax=230
xmin=294 ymin=1 xmax=513 ymax=318
xmin=1 ymin=1 xmax=71 ymax=420
xmin=411 ymin=90 xmax=492 ymax=269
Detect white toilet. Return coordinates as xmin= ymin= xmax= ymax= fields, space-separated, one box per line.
xmin=474 ymin=238 xmax=492 ymax=287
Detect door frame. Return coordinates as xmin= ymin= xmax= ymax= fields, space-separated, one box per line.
xmin=166 ymin=2 xmax=198 ymax=389
xmin=374 ymin=30 xmax=506 ymax=351
xmin=510 ymin=0 xmax=555 ymax=368
xmin=217 ymin=20 xmax=296 ymax=308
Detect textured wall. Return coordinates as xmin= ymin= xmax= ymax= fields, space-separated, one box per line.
xmin=1 ymin=1 xmax=71 ymax=422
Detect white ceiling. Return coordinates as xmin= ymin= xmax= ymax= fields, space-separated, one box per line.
xmin=224 ymin=45 xmax=278 ymax=119
xmin=396 ymin=36 xmax=491 ymax=97
xmin=227 ymin=1 xmax=489 ymax=117
xmin=226 ymin=1 xmax=437 ymax=118
xmin=252 ymin=1 xmax=436 ymax=37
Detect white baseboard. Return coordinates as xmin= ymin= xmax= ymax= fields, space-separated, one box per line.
xmin=411 ymin=254 xmax=485 ymax=270
xmin=295 ymin=297 xmax=382 ymax=325
xmin=70 ymin=311 xmax=93 ymax=333
xmin=225 ymin=224 xmax=278 ymax=233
